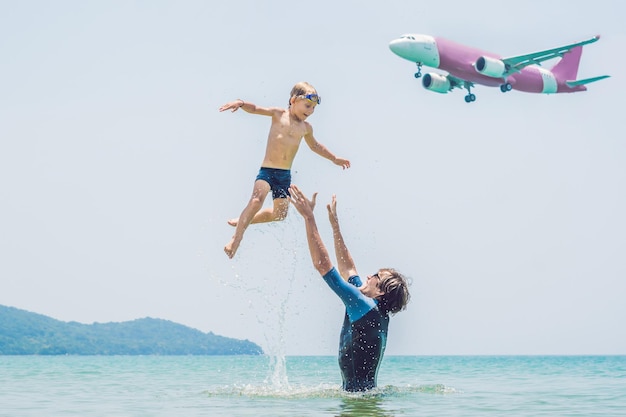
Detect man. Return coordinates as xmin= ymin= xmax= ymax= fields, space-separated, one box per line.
xmin=289 ymin=185 xmax=411 ymax=391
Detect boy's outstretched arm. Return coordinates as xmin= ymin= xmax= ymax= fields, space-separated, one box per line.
xmin=219 ymin=99 xmax=276 ymax=117
xmin=303 ymin=128 xmax=351 ymax=169
xmin=289 ymin=185 xmax=334 ymax=276
xmin=327 ymin=195 xmax=357 ymax=281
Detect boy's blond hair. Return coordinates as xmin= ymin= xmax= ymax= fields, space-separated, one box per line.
xmin=289 ymin=82 xmax=317 ymax=106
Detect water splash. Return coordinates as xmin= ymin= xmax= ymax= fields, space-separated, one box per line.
xmin=258 ymin=216 xmax=300 ymax=389
xmin=207 ymin=214 xmax=304 ymax=390
xmin=266 ymin=353 xmax=289 ymax=388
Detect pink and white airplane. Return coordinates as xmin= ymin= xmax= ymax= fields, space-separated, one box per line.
xmin=388 ymin=34 xmax=609 ymax=103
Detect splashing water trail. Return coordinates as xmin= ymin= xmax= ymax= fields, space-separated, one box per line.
xmin=207 ymin=213 xmax=306 ymax=391
xmin=259 ymin=215 xmax=301 ymax=390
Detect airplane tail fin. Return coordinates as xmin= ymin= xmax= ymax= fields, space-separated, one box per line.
xmin=550 ymin=45 xmax=583 ymax=81
xmin=551 ymin=41 xmax=610 ymax=91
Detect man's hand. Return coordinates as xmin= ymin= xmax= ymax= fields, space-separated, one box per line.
xmin=289 ymin=185 xmax=317 ymax=219
xmin=327 ymin=194 xmax=339 ymax=226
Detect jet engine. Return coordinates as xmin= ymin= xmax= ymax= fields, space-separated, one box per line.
xmin=475 ymin=56 xmax=506 ymax=78
xmin=422 ymin=73 xmax=450 ymax=93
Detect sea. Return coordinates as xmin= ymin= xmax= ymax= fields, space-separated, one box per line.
xmin=0 ymin=355 xmax=624 ymax=417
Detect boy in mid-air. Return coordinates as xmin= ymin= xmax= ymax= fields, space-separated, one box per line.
xmin=219 ymin=82 xmax=350 ymax=259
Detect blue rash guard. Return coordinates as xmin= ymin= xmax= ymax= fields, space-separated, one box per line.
xmin=322 ymin=267 xmax=389 ymax=391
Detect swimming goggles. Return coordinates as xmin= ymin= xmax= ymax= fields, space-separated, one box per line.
xmin=298 ymin=94 xmax=321 ymax=105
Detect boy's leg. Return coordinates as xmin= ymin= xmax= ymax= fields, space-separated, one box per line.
xmin=246 ymin=197 xmax=290 ymax=224
xmin=224 ymin=180 xmax=271 ymax=258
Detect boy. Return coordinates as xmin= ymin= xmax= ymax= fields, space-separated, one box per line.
xmin=219 ymin=82 xmax=350 ymax=259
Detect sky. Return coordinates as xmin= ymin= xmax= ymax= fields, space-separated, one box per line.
xmin=1 ymin=0 xmax=625 ymax=356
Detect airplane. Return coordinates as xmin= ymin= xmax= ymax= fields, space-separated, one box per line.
xmin=388 ymin=34 xmax=610 ymax=103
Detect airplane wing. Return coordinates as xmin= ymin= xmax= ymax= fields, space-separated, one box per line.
xmin=447 ymin=74 xmax=473 ymax=91
xmin=502 ymin=36 xmax=600 ymax=76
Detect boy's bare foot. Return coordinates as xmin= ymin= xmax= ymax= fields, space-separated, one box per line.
xmin=224 ymin=237 xmax=241 ymax=259
xmin=227 ymin=218 xmax=238 ymax=227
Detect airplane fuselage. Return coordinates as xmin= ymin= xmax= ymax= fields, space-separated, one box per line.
xmin=389 ymin=34 xmax=593 ymax=99
xmin=435 ymin=37 xmax=508 ymax=88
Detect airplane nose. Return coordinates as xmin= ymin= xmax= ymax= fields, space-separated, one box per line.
xmin=389 ymin=39 xmax=404 ymax=56
xmin=389 ymin=34 xmax=439 ymax=66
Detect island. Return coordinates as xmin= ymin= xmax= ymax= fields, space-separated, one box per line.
xmin=0 ymin=305 xmax=263 ymax=355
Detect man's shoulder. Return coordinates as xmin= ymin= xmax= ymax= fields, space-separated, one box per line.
xmin=348 ymin=275 xmax=362 ymax=287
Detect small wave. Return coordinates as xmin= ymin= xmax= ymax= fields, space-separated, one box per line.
xmin=203 ymin=383 xmax=458 ymax=399
xmin=379 ymin=383 xmax=459 ymax=395
xmin=204 ymin=382 xmax=341 ymax=399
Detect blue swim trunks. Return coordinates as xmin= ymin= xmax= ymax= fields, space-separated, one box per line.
xmin=256 ymin=167 xmax=291 ymax=199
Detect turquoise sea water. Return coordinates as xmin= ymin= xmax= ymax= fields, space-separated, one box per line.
xmin=1 ymin=355 xmax=624 ymax=416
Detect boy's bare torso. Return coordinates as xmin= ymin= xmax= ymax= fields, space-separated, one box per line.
xmin=261 ymin=109 xmax=310 ymax=170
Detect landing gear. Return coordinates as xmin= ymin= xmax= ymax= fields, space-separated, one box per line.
xmin=500 ymin=82 xmax=512 ymax=93
xmin=414 ymin=62 xmax=422 ymax=78
xmin=463 ymin=82 xmax=476 ymax=103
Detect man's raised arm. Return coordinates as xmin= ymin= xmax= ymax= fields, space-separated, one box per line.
xmin=327 ymin=195 xmax=357 ymax=281
xmin=288 ymin=185 xmax=333 ymax=276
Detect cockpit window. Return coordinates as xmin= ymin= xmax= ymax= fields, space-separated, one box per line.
xmin=401 ymin=35 xmax=416 ymax=40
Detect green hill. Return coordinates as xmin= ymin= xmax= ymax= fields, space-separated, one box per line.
xmin=0 ymin=305 xmax=263 ymax=355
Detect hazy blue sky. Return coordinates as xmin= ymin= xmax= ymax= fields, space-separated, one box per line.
xmin=1 ymin=0 xmax=624 ymax=356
